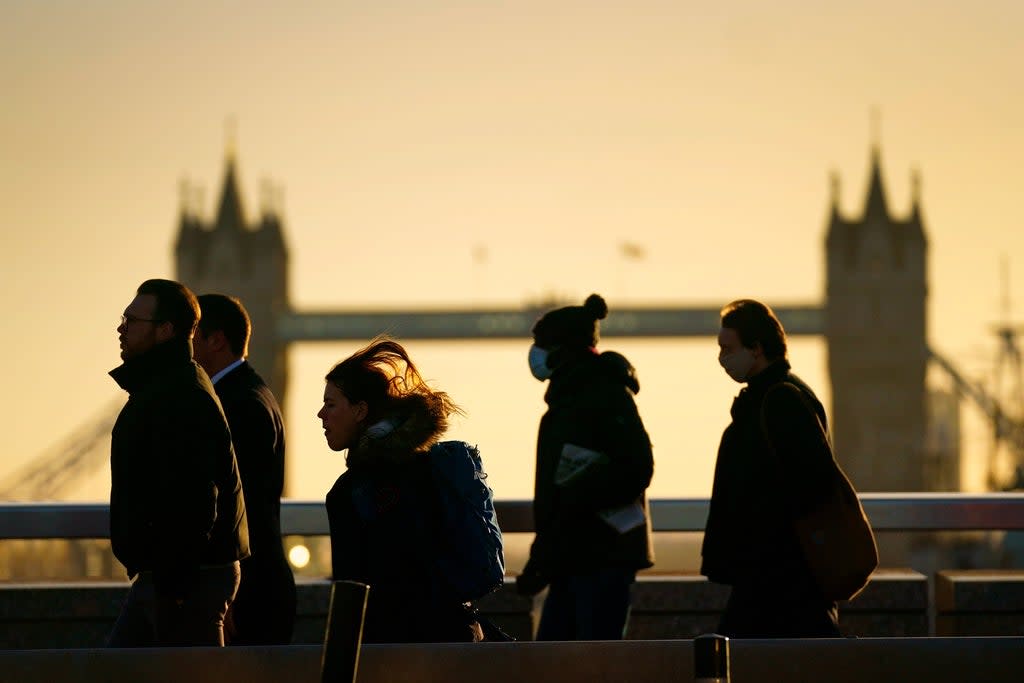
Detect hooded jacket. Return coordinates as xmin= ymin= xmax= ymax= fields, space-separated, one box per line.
xmin=325 ymin=394 xmax=481 ymax=643
xmin=527 ymin=350 xmax=655 ymax=577
xmin=108 ymin=337 xmax=249 ymax=597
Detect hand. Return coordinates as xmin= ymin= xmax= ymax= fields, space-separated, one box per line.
xmin=515 ymin=560 xmax=549 ymax=597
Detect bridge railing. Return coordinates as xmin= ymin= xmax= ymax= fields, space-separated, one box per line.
xmin=3 ymin=494 xmax=1024 ymax=645
xmin=3 ymin=493 xmax=1024 ymax=539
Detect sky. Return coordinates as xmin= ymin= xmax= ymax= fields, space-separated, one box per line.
xmin=2 ymin=0 xmax=1023 ymax=502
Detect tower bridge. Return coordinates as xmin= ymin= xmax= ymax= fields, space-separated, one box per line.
xmin=175 ymin=140 xmax=935 ymax=495
xmin=276 ymin=304 xmax=825 ymax=342
xmin=7 ymin=137 xmax=1022 ymax=502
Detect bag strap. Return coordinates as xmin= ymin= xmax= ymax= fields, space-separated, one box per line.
xmin=759 ymin=381 xmax=847 ymax=518
xmin=759 ymin=381 xmax=830 ymax=457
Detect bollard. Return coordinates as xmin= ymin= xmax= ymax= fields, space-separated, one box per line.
xmin=694 ymin=633 xmax=730 ymax=683
xmin=321 ymin=580 xmax=370 ymax=683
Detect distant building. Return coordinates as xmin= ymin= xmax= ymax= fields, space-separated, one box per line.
xmin=176 ymin=139 xmax=945 ymax=500
xmin=174 ymin=150 xmax=291 ymax=408
xmin=825 ymin=145 xmax=929 ymax=491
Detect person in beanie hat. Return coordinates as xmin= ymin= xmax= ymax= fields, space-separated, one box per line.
xmin=516 ymin=293 xmax=655 ymax=640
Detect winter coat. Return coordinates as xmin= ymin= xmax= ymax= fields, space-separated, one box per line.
xmin=527 ymin=350 xmax=655 ymax=578
xmin=325 ymin=396 xmax=481 ymax=643
xmin=108 ymin=337 xmax=249 ymax=598
xmin=214 ymin=361 xmax=296 ymax=644
xmin=700 ymin=359 xmax=835 ymax=592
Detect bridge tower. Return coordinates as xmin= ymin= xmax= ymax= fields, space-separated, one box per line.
xmin=174 ymin=145 xmax=291 ymax=408
xmin=825 ymin=143 xmax=928 ymax=491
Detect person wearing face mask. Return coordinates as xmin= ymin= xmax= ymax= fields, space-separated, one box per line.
xmin=701 ymin=299 xmax=842 ymax=638
xmin=515 ymin=293 xmax=655 ymax=640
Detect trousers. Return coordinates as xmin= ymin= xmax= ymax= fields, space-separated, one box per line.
xmin=536 ymin=567 xmax=636 ymax=640
xmin=717 ymin=583 xmax=841 ymax=638
xmin=106 ymin=562 xmax=241 ymax=647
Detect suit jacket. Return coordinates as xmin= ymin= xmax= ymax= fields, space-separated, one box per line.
xmin=215 ymin=361 xmax=296 ymax=644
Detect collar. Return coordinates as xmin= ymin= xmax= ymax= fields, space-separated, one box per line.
xmin=210 ymin=358 xmax=246 ymax=385
xmin=543 ymin=349 xmax=604 ymax=404
xmin=109 ymin=337 xmax=194 ymax=394
xmin=732 ymin=358 xmax=792 ymax=411
xmin=746 ymin=358 xmax=791 ymax=391
xmin=729 ymin=358 xmax=792 ymax=420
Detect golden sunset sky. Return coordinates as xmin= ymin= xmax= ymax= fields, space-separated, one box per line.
xmin=2 ymin=1 xmax=1022 ymax=501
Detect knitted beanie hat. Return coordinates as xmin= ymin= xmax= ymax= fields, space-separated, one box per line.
xmin=532 ymin=293 xmax=609 ymax=350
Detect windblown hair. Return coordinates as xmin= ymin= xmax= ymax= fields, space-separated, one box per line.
xmin=325 ymin=336 xmax=464 ymax=434
xmin=720 ymin=299 xmax=788 ymax=360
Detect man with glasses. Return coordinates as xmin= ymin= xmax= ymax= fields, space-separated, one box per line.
xmin=107 ymin=278 xmax=250 ymax=647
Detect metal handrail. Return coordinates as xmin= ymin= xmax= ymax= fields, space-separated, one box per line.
xmin=3 ymin=493 xmax=1024 ymax=539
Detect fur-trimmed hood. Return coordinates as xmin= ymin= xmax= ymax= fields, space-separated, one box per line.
xmin=345 ymin=393 xmax=447 ymax=470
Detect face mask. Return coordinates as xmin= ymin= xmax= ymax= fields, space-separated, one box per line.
xmin=719 ymin=348 xmax=755 ymax=383
xmin=528 ymin=344 xmax=552 ymax=381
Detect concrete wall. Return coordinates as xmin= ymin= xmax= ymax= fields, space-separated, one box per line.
xmin=4 ymin=638 xmax=1024 ymax=683
xmin=0 ymin=571 xmax=938 ymax=650
xmin=935 ymin=569 xmax=1024 ymax=636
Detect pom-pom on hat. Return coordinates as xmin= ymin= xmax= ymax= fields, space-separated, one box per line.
xmin=532 ymin=293 xmax=609 ymax=350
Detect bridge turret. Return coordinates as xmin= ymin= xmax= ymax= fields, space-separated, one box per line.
xmin=173 ymin=143 xmax=291 ymax=425
xmin=825 ymin=143 xmax=929 ymax=492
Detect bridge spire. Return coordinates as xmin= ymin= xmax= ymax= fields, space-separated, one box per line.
xmin=863 ymin=144 xmax=890 ymax=220
xmin=909 ymin=167 xmax=923 ymax=223
xmin=214 ymin=121 xmax=246 ymax=233
xmin=225 ymin=115 xmax=238 ymax=163
xmin=870 ymin=107 xmax=882 ymax=153
xmin=829 ymin=169 xmax=842 ymax=219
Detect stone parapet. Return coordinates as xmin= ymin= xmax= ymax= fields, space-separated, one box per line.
xmin=935 ymin=569 xmax=1024 ymax=636
xmin=0 ymin=569 xmax=939 ymax=649
xmin=0 ymin=582 xmax=126 ymax=649
xmin=629 ymin=574 xmax=728 ymax=639
xmin=841 ymin=568 xmax=929 ymax=637
xmin=5 ymin=638 xmax=1024 ymax=683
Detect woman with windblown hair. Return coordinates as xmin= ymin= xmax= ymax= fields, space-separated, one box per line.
xmin=318 ymin=336 xmax=483 ymax=643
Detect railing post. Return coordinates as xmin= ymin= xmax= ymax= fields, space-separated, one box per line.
xmin=694 ymin=633 xmax=730 ymax=683
xmin=321 ymin=580 xmax=369 ymax=683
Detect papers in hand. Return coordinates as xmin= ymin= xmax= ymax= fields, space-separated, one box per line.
xmin=598 ymin=501 xmax=647 ymax=534
xmin=555 ymin=443 xmax=647 ymax=534
xmin=554 ymin=443 xmax=609 ymax=486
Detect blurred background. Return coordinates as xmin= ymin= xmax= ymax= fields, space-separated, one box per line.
xmin=3 ymin=0 xmax=1023 ymax=581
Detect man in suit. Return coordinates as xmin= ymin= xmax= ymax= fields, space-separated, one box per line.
xmin=194 ymin=293 xmax=296 ymax=645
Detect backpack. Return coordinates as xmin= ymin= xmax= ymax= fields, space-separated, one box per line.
xmin=425 ymin=440 xmax=505 ymax=603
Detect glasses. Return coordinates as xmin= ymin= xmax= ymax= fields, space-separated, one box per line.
xmin=119 ymin=314 xmax=162 ymax=326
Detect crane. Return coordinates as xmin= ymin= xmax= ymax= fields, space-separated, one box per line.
xmin=929 ymin=347 xmax=1024 ymax=490
xmin=0 ymin=397 xmax=123 ymax=501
